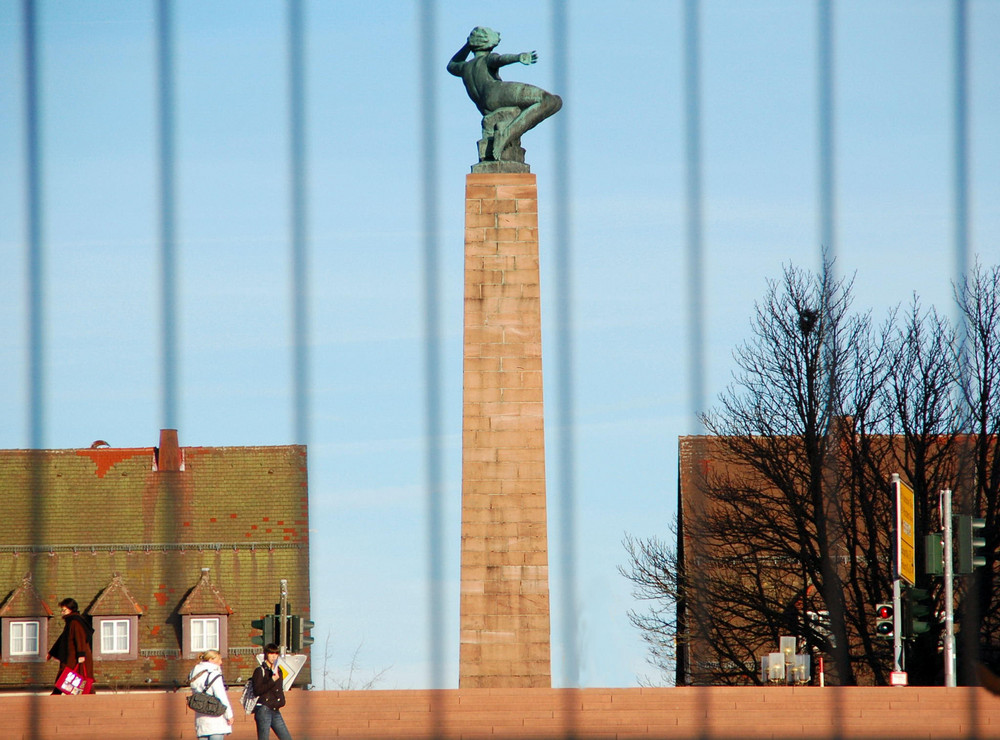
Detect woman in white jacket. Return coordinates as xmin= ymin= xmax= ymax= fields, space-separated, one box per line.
xmin=188 ymin=650 xmax=235 ymax=739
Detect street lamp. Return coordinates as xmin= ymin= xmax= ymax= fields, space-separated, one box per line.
xmin=761 ymin=636 xmax=812 ymax=685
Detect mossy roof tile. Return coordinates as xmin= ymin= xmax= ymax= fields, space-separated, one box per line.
xmin=0 ymin=572 xmax=53 ymax=617
xmin=89 ymin=573 xmax=144 ymax=616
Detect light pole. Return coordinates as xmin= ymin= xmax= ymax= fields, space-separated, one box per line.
xmin=941 ymin=489 xmax=956 ymax=687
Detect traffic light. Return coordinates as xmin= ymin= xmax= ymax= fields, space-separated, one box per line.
xmin=904 ymin=587 xmax=933 ymax=637
xmin=924 ymin=533 xmax=944 ymax=576
xmin=288 ymin=615 xmax=316 ymax=653
xmin=271 ymin=604 xmax=293 ymax=647
xmin=268 ymin=615 xmax=295 ymax=650
xmin=290 ymin=616 xmax=315 ymax=651
xmin=251 ymin=615 xmax=276 ymax=646
xmin=957 ymin=515 xmax=987 ymax=574
xmin=875 ymin=603 xmax=894 ymax=638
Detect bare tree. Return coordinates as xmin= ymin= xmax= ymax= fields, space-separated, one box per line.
xmin=956 ymin=263 xmax=1000 ymax=673
xmin=695 ymin=260 xmax=894 ymax=684
xmin=319 ymin=631 xmax=392 ymax=691
xmin=879 ymin=299 xmax=962 ymax=684
xmin=620 ymin=527 xmax=681 ymax=682
xmin=623 ymin=260 xmax=997 ymax=686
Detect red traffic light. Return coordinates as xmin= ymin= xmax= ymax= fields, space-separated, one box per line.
xmin=875 ymin=603 xmax=894 ymax=638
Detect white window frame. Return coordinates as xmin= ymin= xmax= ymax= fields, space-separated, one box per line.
xmin=92 ymin=615 xmax=140 ymax=661
xmin=10 ymin=620 xmax=40 ymax=656
xmin=190 ymin=617 xmax=220 ymax=652
xmin=100 ymin=619 xmax=130 ymax=654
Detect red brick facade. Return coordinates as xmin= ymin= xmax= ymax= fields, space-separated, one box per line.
xmin=0 ymin=430 xmax=310 ymax=690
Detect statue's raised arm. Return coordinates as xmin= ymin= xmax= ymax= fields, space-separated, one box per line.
xmin=447 ymin=27 xmax=562 ymax=172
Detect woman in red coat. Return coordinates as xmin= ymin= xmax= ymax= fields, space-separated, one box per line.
xmin=47 ymin=598 xmax=95 ymax=694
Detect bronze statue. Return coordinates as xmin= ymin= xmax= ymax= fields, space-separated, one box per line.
xmin=448 ymin=27 xmax=562 ymax=170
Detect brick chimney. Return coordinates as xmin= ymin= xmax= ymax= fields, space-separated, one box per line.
xmin=156 ymin=428 xmax=182 ymax=472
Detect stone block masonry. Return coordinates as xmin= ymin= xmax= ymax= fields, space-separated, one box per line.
xmin=460 ymin=172 xmax=551 ymax=688
xmin=10 ymin=687 xmax=1000 ymax=740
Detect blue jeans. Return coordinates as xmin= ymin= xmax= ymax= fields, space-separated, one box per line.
xmin=254 ymin=704 xmax=293 ymax=740
xmin=198 ymin=736 xmax=226 ymax=740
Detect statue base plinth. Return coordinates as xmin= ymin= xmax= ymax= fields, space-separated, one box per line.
xmin=471 ymin=160 xmax=530 ymax=174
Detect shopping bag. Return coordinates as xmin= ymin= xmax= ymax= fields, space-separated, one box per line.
xmin=56 ymin=665 xmax=94 ymax=695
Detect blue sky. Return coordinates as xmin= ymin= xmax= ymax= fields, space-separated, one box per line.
xmin=1 ymin=1 xmax=998 ymax=689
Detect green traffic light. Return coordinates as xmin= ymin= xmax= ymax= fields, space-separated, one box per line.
xmin=924 ymin=533 xmax=944 ymax=576
xmin=250 ymin=615 xmax=277 ymax=646
xmin=300 ymin=619 xmax=316 ymax=647
xmin=286 ymin=616 xmax=316 ymax=651
xmin=957 ymin=515 xmax=987 ymax=574
xmin=905 ymin=587 xmax=933 ymax=637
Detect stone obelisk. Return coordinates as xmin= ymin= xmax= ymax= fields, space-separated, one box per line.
xmin=459 ymin=172 xmax=551 ymax=688
xmin=449 ymin=24 xmax=561 ymax=689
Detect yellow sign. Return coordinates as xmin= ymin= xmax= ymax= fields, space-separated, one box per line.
xmin=896 ymin=476 xmax=916 ymax=585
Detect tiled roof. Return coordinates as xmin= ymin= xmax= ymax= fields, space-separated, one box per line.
xmin=0 ymin=572 xmax=52 ymax=617
xmin=89 ymin=573 xmax=144 ymax=616
xmin=178 ymin=568 xmax=233 ymax=615
xmin=0 ymin=434 xmax=309 ymax=687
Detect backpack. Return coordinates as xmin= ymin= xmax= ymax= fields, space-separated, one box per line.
xmin=187 ymin=672 xmax=227 ymax=717
xmin=240 ymin=677 xmax=259 ymax=714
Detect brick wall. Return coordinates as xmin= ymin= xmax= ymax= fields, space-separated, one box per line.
xmin=7 ymin=686 xmax=1000 ymax=739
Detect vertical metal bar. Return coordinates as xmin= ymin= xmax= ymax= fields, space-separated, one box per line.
xmin=418 ymin=4 xmax=445 ymax=735
xmin=952 ymin=0 xmax=969 ymax=290
xmin=815 ymin=12 xmax=845 ymax=738
xmin=155 ymin=2 xmax=185 ymax=723
xmin=551 ymin=0 xmax=580 ymax=732
xmin=683 ymin=0 xmax=705 ymax=434
xmin=22 ymin=0 xmax=45 ymax=728
xmin=682 ymin=6 xmax=710 ymax=725
xmin=817 ymin=0 xmax=836 ymax=269
xmin=157 ymin=0 xmax=178 ymax=430
xmin=952 ymin=9 xmax=981 ymax=735
xmin=287 ymin=0 xmax=310 ymax=448
xmin=286 ymin=1 xmax=315 ymax=728
xmin=23 ymin=2 xmax=43 ymax=450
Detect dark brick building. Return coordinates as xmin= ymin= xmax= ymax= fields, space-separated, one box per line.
xmin=0 ymin=429 xmax=311 ymax=690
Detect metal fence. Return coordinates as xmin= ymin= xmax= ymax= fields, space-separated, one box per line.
xmin=5 ymin=0 xmax=997 ymax=737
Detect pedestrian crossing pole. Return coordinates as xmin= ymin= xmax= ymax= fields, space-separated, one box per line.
xmin=892 ymin=474 xmax=915 ymax=679
xmin=280 ymin=578 xmax=289 ymax=657
xmin=941 ymin=489 xmax=956 ymax=687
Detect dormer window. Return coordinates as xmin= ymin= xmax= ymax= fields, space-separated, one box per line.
xmin=10 ymin=620 xmax=40 ymax=656
xmin=0 ymin=573 xmax=51 ymax=663
xmin=89 ymin=573 xmax=143 ymax=661
xmin=99 ymin=619 xmax=131 ymax=654
xmin=189 ymin=617 xmax=220 ymax=652
xmin=177 ymin=569 xmax=233 ymax=659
